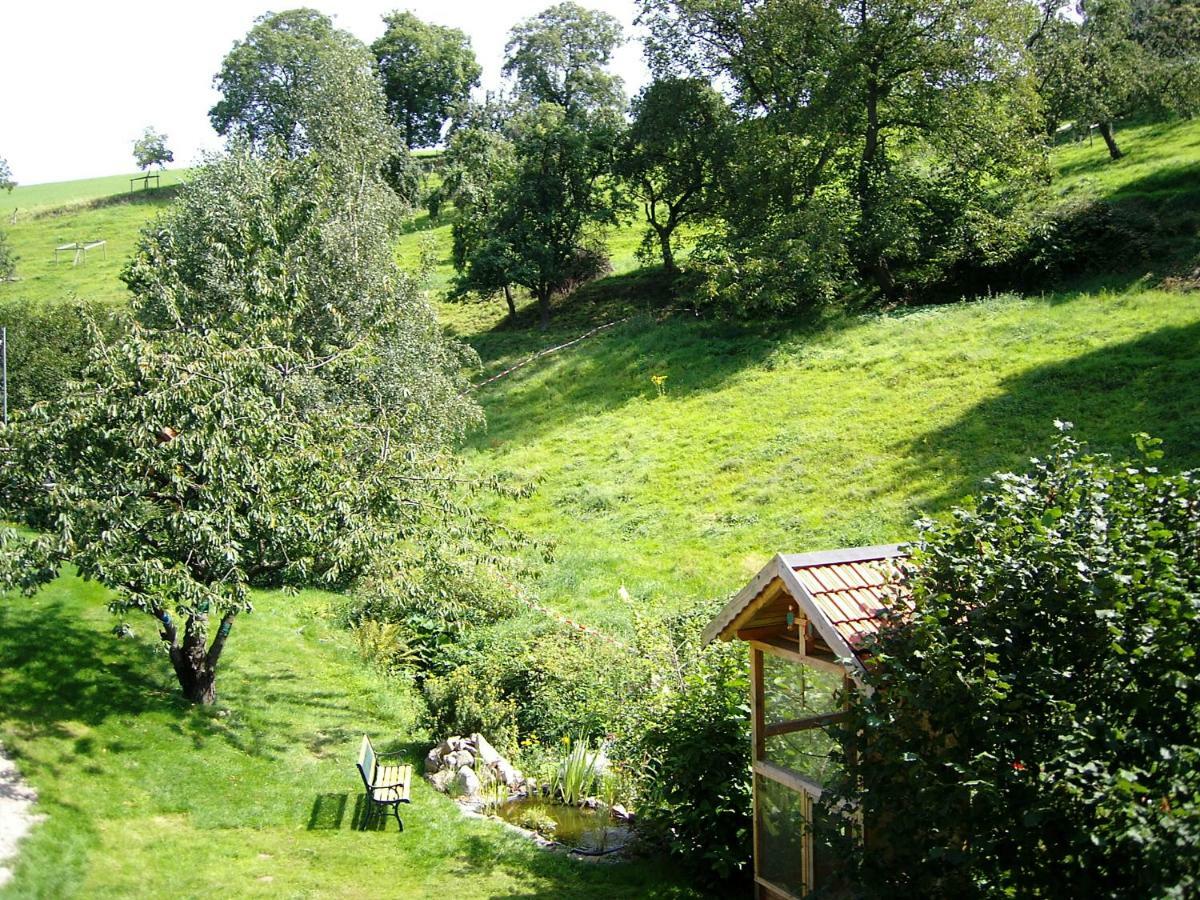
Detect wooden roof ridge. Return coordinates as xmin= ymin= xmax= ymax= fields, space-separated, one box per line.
xmin=702 ymin=544 xmax=910 ymax=676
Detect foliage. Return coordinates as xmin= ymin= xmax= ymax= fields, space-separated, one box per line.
xmin=555 ymin=737 xmax=602 ymax=806
xmin=209 ymin=8 xmax=394 ymax=163
xmin=0 ymin=156 xmax=14 ymax=193
xmin=0 ymin=298 xmax=124 ymax=412
xmin=0 ymin=582 xmax=700 ymax=897
xmin=640 ymin=0 xmax=1047 ymax=310
xmin=132 ymin=127 xmax=174 ymax=171
xmin=0 ymin=231 xmax=14 ymax=282
xmin=621 ymin=638 xmax=752 ymax=882
xmin=439 ymin=122 xmax=520 ymax=317
xmin=828 ymin=427 xmax=1200 ymax=897
xmin=463 ymin=103 xmax=622 ymax=328
xmin=618 ymin=78 xmax=732 ymax=275
xmin=350 ymin=619 xmax=420 ymax=675
xmin=0 ymin=148 xmax=483 ymax=705
xmin=1031 ymin=0 xmax=1200 ymax=159
xmin=372 ymin=11 xmax=482 ymax=149
xmin=503 ymin=2 xmax=626 ymax=116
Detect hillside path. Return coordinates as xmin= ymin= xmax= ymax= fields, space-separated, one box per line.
xmin=0 ymin=746 xmax=41 ymax=887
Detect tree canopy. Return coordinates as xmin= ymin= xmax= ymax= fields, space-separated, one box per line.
xmin=0 ymin=147 xmax=482 ymax=704
xmin=830 ymin=427 xmax=1200 ymax=895
xmin=503 ymin=2 xmax=625 ymax=116
xmin=619 ymin=77 xmax=732 ymax=274
xmin=640 ymin=0 xmax=1046 ymax=309
xmin=209 ymin=8 xmax=393 ymax=161
xmin=372 ymin=11 xmax=482 ymax=149
xmin=458 ymin=104 xmax=621 ymax=329
xmin=0 ymin=156 xmax=13 ymax=193
xmin=132 ymin=127 xmax=174 ymax=171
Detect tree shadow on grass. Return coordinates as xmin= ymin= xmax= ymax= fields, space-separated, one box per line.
xmin=0 ymin=599 xmax=171 ymax=744
xmin=891 ymin=320 xmax=1200 ymax=516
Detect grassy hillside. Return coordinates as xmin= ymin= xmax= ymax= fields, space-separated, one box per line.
xmin=0 ymin=177 xmax=185 ymax=307
xmin=0 ymin=116 xmax=1197 ymax=896
xmin=0 ymin=576 xmax=696 ymax=899
xmin=462 ymin=288 xmax=1200 ymax=628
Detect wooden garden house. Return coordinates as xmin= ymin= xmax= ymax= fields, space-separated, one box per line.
xmin=702 ymin=544 xmax=910 ymax=900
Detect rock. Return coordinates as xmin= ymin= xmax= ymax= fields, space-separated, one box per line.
xmin=447 ymin=749 xmax=475 ymax=770
xmin=490 ymin=757 xmax=523 ymax=789
xmin=424 ymin=746 xmax=442 ymax=775
xmin=455 ymin=765 xmax=480 ymax=797
xmin=582 ymin=796 xmax=600 ymax=810
xmin=471 ymin=732 xmax=501 ymax=766
xmin=611 ymin=803 xmax=632 ymax=822
xmin=429 ymin=769 xmax=455 ymax=793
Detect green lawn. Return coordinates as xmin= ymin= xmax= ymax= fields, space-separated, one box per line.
xmin=0 ymin=576 xmax=698 ymax=899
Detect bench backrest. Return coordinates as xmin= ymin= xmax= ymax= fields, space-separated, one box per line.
xmin=357 ymin=735 xmax=376 ymax=789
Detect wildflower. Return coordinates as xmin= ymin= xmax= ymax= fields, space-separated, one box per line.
xmin=1011 ymin=760 xmax=1027 ymax=772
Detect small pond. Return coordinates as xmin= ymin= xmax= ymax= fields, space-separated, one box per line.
xmin=495 ymin=797 xmax=631 ymax=853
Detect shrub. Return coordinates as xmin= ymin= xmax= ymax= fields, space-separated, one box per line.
xmin=0 ymin=230 xmax=15 ymax=282
xmin=830 ymin=426 xmax=1200 ymax=897
xmin=621 ymin=640 xmax=753 ymax=883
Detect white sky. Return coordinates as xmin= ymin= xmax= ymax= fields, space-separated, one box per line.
xmin=0 ymin=0 xmax=649 ymax=186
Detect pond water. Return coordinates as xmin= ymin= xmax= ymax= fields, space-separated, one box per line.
xmin=495 ymin=797 xmax=630 ymax=852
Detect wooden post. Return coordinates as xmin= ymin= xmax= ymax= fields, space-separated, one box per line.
xmin=750 ymin=646 xmax=765 ymax=895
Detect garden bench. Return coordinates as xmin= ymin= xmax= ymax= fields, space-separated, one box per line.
xmin=356 ymin=735 xmax=411 ymax=830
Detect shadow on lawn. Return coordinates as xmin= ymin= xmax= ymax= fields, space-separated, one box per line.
xmin=893 ymin=320 xmax=1200 ymax=515
xmin=0 ymin=599 xmax=169 ymax=742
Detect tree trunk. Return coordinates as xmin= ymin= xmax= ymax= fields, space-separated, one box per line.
xmin=159 ymin=609 xmax=237 ymax=705
xmin=537 ymin=288 xmax=551 ymax=331
xmin=1098 ymin=121 xmax=1123 ymax=160
xmin=503 ymin=284 xmax=517 ymax=319
xmin=656 ymin=224 xmax=678 ymax=276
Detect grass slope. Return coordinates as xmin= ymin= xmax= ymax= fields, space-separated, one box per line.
xmin=463 ymin=288 xmax=1200 ymax=628
xmin=0 ymin=576 xmax=696 ymax=899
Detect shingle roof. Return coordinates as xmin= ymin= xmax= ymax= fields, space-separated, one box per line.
xmin=786 ymin=550 xmax=909 ymax=650
xmin=702 ymin=544 xmax=910 ymax=667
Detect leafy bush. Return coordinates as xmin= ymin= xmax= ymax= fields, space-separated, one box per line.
xmin=830 ymin=426 xmax=1200 ymax=897
xmin=621 ymin=640 xmax=752 ymax=883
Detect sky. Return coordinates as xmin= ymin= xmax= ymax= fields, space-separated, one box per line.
xmin=0 ymin=0 xmax=650 ymax=186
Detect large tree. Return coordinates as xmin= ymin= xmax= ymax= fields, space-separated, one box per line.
xmin=619 ymin=77 xmax=732 ymax=275
xmin=640 ymin=0 xmax=1045 ymax=307
xmin=0 ymin=157 xmax=13 ymax=193
xmin=463 ymin=104 xmax=621 ymax=329
xmin=503 ymin=2 xmax=625 ymax=116
xmin=0 ymin=148 xmax=481 ymax=705
xmin=828 ymin=428 xmax=1200 ymax=895
xmin=439 ymin=123 xmax=521 ymax=318
xmin=372 ymin=11 xmax=481 ymax=149
xmin=209 ymin=8 xmax=393 ymax=161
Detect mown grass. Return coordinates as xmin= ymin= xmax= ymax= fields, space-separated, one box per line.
xmin=0 ymin=575 xmax=698 ymax=899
